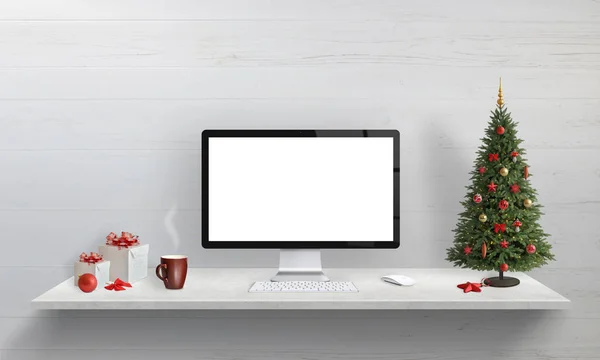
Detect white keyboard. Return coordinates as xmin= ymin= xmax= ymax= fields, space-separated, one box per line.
xmin=249 ymin=281 xmax=358 ymax=293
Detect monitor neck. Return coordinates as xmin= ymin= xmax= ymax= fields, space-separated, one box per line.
xmin=271 ymin=249 xmax=330 ymax=282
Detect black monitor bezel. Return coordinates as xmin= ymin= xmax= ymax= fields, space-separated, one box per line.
xmin=202 ymin=129 xmax=399 ymax=249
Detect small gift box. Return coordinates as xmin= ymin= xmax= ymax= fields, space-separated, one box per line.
xmin=74 ymin=252 xmax=110 ymax=287
xmin=98 ymin=232 xmax=149 ymax=283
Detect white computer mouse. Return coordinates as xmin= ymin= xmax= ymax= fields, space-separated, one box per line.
xmin=381 ymin=275 xmax=416 ymax=286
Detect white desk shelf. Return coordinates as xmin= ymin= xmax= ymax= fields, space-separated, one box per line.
xmin=32 ymin=268 xmax=569 ymax=310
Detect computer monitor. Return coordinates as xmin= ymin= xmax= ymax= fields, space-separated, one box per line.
xmin=202 ymin=130 xmax=399 ymax=281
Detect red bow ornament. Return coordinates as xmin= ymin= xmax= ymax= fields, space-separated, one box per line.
xmin=494 ymin=223 xmax=506 ymax=233
xmin=488 ymin=153 xmax=499 ymax=162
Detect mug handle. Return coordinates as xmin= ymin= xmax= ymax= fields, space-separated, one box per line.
xmin=156 ymin=264 xmax=168 ymax=284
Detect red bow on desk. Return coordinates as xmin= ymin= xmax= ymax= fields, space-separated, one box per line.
xmin=105 ymin=278 xmax=132 ymax=291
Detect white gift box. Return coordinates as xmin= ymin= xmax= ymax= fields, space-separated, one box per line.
xmin=73 ymin=260 xmax=110 ymax=288
xmin=98 ymin=244 xmax=149 ymax=283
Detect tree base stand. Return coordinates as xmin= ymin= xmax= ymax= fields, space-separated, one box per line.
xmin=484 ymin=271 xmax=520 ymax=287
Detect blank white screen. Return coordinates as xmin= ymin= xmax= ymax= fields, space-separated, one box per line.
xmin=208 ymin=137 xmax=394 ymax=242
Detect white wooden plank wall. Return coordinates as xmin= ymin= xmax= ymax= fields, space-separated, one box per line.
xmin=0 ymin=1 xmax=599 ymax=359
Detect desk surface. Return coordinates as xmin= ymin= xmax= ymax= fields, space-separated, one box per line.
xmin=32 ymin=268 xmax=570 ymax=310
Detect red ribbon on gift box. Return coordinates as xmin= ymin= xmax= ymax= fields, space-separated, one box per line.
xmin=79 ymin=252 xmax=103 ymax=264
xmin=105 ymin=231 xmax=140 ymax=249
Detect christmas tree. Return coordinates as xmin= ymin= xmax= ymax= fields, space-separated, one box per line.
xmin=446 ymin=79 xmax=554 ymax=287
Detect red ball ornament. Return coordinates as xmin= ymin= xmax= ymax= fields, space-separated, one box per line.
xmin=496 ymin=126 xmax=505 ymax=135
xmin=473 ymin=194 xmax=482 ymax=204
xmin=78 ymin=273 xmax=98 ymax=293
xmin=526 ymin=244 xmax=537 ymax=254
xmin=478 ymin=166 xmax=486 ymax=175
xmin=499 ymin=199 xmax=509 ymax=210
xmin=500 ymin=263 xmax=509 ymax=272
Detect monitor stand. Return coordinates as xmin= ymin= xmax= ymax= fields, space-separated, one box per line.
xmin=271 ymin=249 xmax=330 ymax=282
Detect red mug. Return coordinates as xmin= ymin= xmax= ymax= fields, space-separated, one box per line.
xmin=155 ymin=255 xmax=188 ymax=289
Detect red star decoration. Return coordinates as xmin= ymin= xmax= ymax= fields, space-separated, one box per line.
xmin=510 ymin=183 xmax=520 ymax=193
xmin=488 ymin=153 xmax=499 ymax=162
xmin=511 ymin=151 xmax=519 ymax=158
xmin=464 ymin=246 xmax=472 ymax=255
xmin=478 ymin=167 xmax=486 ymax=174
xmin=500 ymin=239 xmax=509 ymax=249
xmin=457 ymin=282 xmax=482 ymax=293
xmin=487 ymin=181 xmax=498 ymax=192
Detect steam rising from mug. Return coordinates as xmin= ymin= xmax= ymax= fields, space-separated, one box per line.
xmin=164 ymin=204 xmax=180 ymax=250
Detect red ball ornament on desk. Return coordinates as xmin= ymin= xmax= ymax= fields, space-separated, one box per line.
xmin=500 ymin=263 xmax=509 ymax=272
xmin=473 ymin=194 xmax=482 ymax=204
xmin=78 ymin=273 xmax=98 ymax=293
xmin=526 ymin=244 xmax=537 ymax=254
xmin=496 ymin=126 xmax=505 ymax=135
xmin=499 ymin=199 xmax=509 ymax=210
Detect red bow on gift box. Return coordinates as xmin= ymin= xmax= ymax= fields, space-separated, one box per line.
xmin=105 ymin=231 xmax=140 ymax=249
xmin=79 ymin=252 xmax=103 ymax=264
xmin=105 ymin=278 xmax=132 ymax=291
xmin=494 ymin=223 xmax=506 ymax=233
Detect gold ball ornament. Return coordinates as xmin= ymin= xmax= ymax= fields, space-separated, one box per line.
xmin=499 ymin=167 xmax=509 ymax=177
xmin=524 ymin=199 xmax=533 ymax=208
xmin=478 ymin=213 xmax=488 ymax=222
